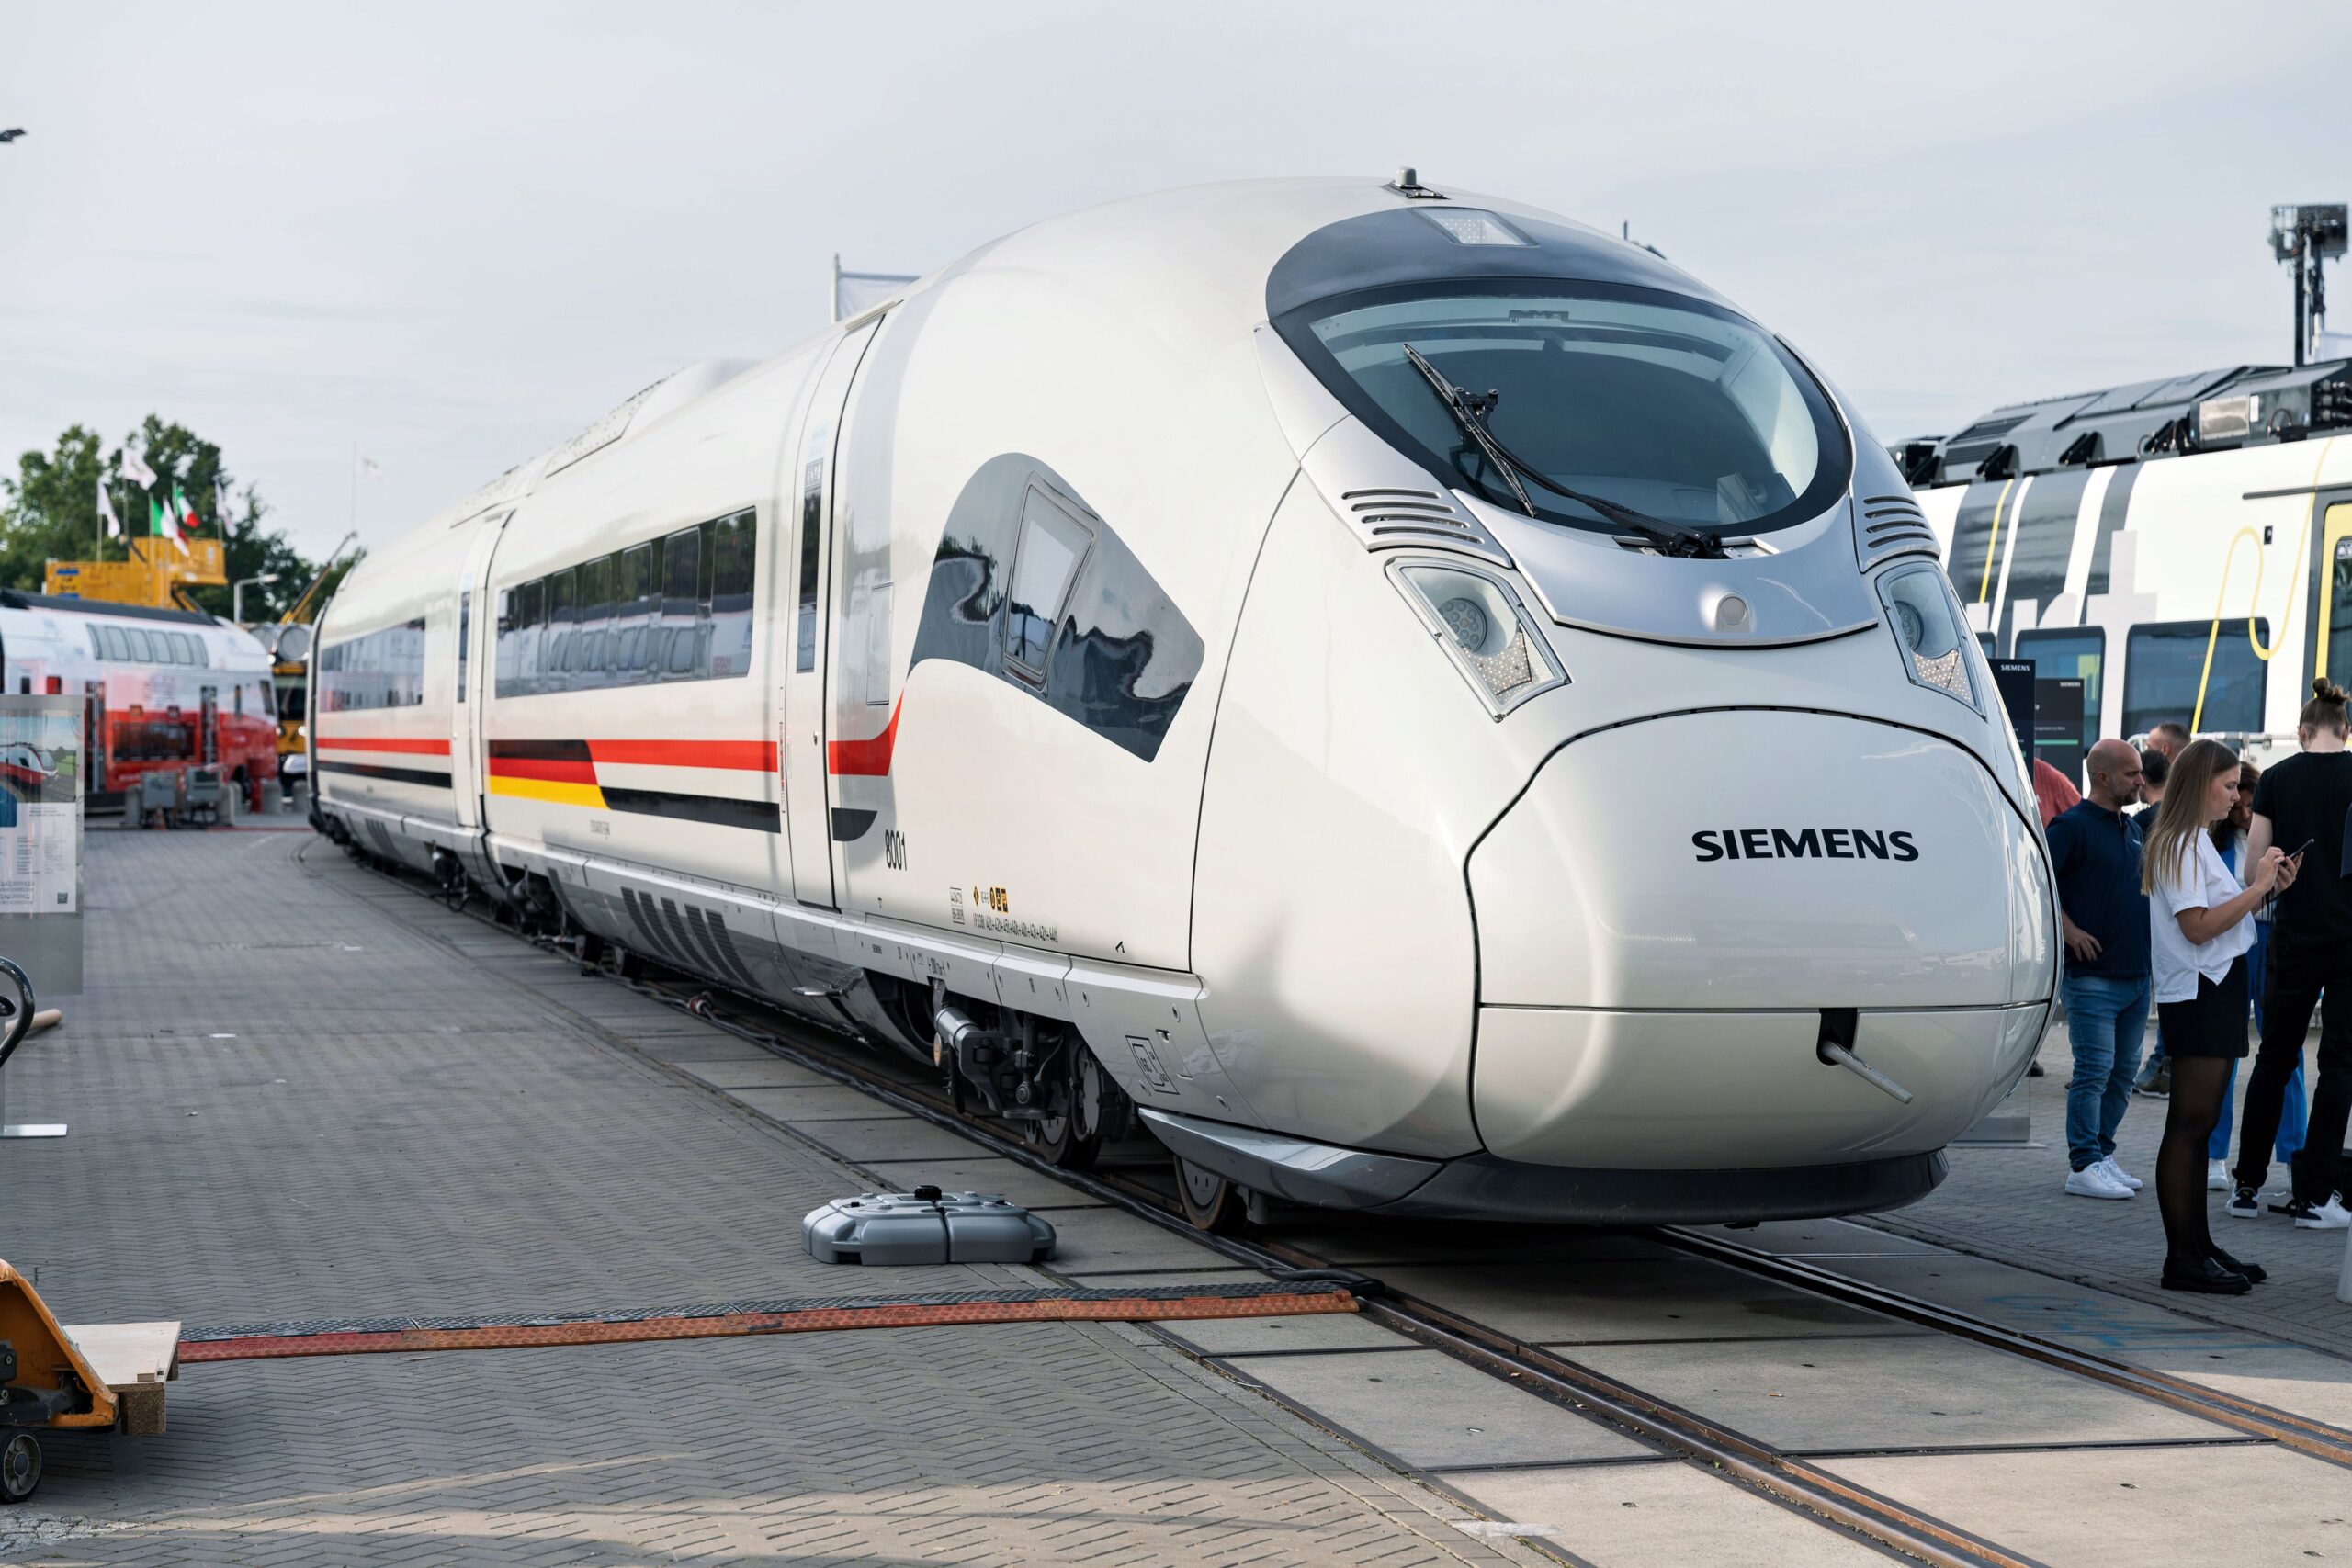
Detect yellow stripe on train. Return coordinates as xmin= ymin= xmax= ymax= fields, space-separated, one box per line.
xmin=486 ymin=775 xmax=607 ymax=809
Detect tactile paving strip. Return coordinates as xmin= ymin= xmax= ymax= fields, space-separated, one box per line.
xmin=179 ymin=1282 xmax=1360 ymax=1361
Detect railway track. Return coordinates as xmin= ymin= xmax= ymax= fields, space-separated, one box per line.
xmin=336 ymin=843 xmax=2352 ymax=1567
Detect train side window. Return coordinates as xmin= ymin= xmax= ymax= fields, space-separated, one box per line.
xmin=662 ymin=527 xmax=700 ymax=677
xmin=2123 ymin=619 xmax=2268 ymax=739
xmin=173 ymin=632 xmax=197 ymax=664
xmin=193 ymin=636 xmax=209 ymax=667
xmin=548 ymin=567 xmax=578 ymax=685
xmin=2327 ymin=532 xmax=2352 ymax=689
xmin=618 ymin=542 xmax=655 ymax=676
xmin=577 ymin=557 xmax=613 ymax=682
xmin=85 ymin=626 xmax=102 ymax=660
xmin=127 ymin=628 xmax=153 ymax=662
xmin=2014 ymin=627 xmax=2104 ymax=777
xmin=515 ymin=578 xmax=546 ymax=689
xmin=709 ymin=510 xmax=755 ymax=678
xmin=103 ymin=626 xmax=130 ymax=660
xmin=1004 ymin=488 xmax=1093 ymax=681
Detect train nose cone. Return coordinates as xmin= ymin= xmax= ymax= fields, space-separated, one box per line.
xmin=1466 ymin=709 xmax=2053 ymax=1170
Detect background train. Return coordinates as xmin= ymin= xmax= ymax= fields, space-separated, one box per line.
xmin=0 ymin=590 xmax=279 ymax=807
xmin=1905 ymin=359 xmax=2352 ymax=774
xmin=311 ymin=175 xmax=2054 ymax=1229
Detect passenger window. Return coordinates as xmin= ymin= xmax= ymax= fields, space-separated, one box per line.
xmin=2327 ymin=534 xmax=2352 ymax=690
xmin=104 ymin=626 xmax=130 ymax=660
xmin=127 ymin=628 xmax=153 ymax=662
xmin=86 ymin=627 xmax=105 ymax=660
xmin=193 ymin=636 xmax=209 ymax=667
xmin=548 ymin=567 xmax=578 ymax=681
xmin=2123 ymin=620 xmax=2267 ymax=739
xmin=1004 ymin=489 xmax=1092 ymax=679
xmin=663 ymin=527 xmax=698 ymax=612
xmin=619 ymin=543 xmax=656 ymax=674
xmin=713 ymin=511 xmax=754 ymax=607
xmin=2014 ymin=627 xmax=2104 ymax=777
xmin=174 ymin=632 xmax=197 ymax=663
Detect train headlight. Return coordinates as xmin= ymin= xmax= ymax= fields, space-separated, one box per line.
xmin=1388 ymin=559 xmax=1566 ymax=716
xmin=1877 ymin=565 xmax=1979 ymax=711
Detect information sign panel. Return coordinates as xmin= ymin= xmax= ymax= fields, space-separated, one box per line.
xmin=0 ymin=695 xmax=85 ymax=998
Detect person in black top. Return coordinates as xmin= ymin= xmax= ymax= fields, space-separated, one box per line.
xmin=2233 ymin=679 xmax=2352 ymax=1230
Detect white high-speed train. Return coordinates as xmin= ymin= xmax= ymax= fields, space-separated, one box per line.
xmin=311 ymin=175 xmax=2054 ymax=1228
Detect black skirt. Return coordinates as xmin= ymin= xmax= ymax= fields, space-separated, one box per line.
xmin=2154 ymin=953 xmax=2251 ymax=1059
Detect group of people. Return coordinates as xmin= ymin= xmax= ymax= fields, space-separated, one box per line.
xmin=2043 ymin=682 xmax=2352 ymax=1295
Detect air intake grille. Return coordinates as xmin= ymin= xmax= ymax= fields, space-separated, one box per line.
xmin=1333 ymin=488 xmax=1512 ymax=567
xmin=1855 ymin=494 xmax=1939 ymax=571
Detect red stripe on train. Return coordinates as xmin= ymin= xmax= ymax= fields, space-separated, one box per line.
xmin=587 ymin=739 xmax=777 ymax=772
xmin=314 ymin=736 xmax=452 ymax=755
xmin=827 ymin=699 xmax=901 ymax=777
xmin=484 ymin=757 xmax=599 ymax=784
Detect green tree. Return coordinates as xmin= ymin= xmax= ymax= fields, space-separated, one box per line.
xmin=0 ymin=416 xmax=360 ymax=622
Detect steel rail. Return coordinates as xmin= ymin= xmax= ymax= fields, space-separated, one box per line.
xmin=1658 ymin=1225 xmax=2352 ymax=1470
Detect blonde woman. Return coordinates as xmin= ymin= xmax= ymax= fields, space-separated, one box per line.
xmin=2143 ymin=739 xmax=2295 ymax=1292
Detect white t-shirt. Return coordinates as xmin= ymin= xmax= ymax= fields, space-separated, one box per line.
xmin=2148 ymin=832 xmax=2255 ymax=1003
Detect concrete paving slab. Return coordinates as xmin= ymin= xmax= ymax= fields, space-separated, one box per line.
xmin=1153 ymin=1310 xmax=1420 ymax=1357
xmin=1057 ymin=1269 xmax=1278 ymax=1290
xmin=772 ymin=1113 xmax=987 ymax=1162
xmin=1691 ymin=1218 xmax=1951 ymax=1257
xmin=671 ymin=1056 xmax=835 ymax=1090
xmin=1832 ymin=1251 xmax=2285 ymax=1355
xmin=1826 ymin=1444 xmax=2348 ymax=1567
xmin=1574 ymin=1333 xmax=2222 ymax=1451
xmin=726 ymin=1082 xmax=908 ymax=1122
xmin=1374 ymin=1257 xmax=1930 ymax=1344
xmin=856 ymin=1155 xmax=1109 ymax=1209
xmin=1444 ymin=1461 xmax=1892 ymax=1567
xmin=1034 ymin=1205 xmax=1242 ymax=1273
xmin=2134 ymin=1341 xmax=2352 ymax=1428
xmin=1237 ymin=1350 xmax=1653 ymax=1469
xmin=1269 ymin=1216 xmax=1680 ymax=1267
xmin=622 ymin=1033 xmax=779 ymax=1062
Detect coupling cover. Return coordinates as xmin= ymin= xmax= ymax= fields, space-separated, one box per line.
xmin=802 ymin=1185 xmax=1056 ymax=1266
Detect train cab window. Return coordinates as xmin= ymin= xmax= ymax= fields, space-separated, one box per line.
xmin=2014 ymin=627 xmax=2104 ymax=776
xmin=662 ymin=527 xmax=700 ymax=676
xmin=191 ymin=636 xmax=209 ymax=667
xmin=1004 ymin=488 xmax=1093 ymax=681
xmin=103 ymin=626 xmax=130 ymax=660
xmin=86 ymin=626 xmax=105 ymax=660
xmin=2123 ymin=619 xmax=2268 ymax=739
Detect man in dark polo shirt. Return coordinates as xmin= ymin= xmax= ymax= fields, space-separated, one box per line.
xmin=2046 ymin=739 xmax=2152 ymax=1200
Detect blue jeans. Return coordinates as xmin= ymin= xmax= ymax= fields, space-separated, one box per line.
xmin=2064 ymin=971 xmax=2151 ymax=1172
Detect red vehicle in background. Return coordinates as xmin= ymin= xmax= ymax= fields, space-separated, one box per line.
xmin=0 ymin=591 xmax=278 ymax=812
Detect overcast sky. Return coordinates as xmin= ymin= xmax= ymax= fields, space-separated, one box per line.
xmin=4 ymin=2 xmax=2346 ymax=561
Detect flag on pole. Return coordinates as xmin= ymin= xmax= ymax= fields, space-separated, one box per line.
xmin=119 ymin=446 xmax=156 ymax=488
xmin=173 ymin=484 xmax=199 ymax=549
xmin=149 ymin=492 xmax=182 ymax=547
xmin=215 ymin=480 xmax=234 ymax=537
xmin=358 ymin=453 xmax=385 ymax=483
xmin=98 ymin=478 xmax=123 ymax=538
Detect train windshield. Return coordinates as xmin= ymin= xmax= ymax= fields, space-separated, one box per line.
xmin=1284 ymin=281 xmax=1849 ymax=539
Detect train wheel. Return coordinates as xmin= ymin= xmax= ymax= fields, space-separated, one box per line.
xmin=0 ymin=1430 xmax=40 ymax=1504
xmin=1175 ymin=1158 xmax=1247 ymax=1234
xmin=1026 ymin=1046 xmax=1105 ymax=1171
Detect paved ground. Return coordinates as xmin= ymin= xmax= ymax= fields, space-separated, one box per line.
xmin=0 ymin=830 xmax=1544 ymax=1567
xmin=1867 ymin=1023 xmax=2352 ymax=1348
xmin=5 ymin=824 xmax=2350 ymax=1567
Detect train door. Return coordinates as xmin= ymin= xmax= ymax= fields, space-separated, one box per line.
xmin=450 ymin=512 xmax=512 ymax=841
xmin=199 ymin=687 xmax=219 ymax=765
xmin=779 ymin=320 xmax=880 ymax=909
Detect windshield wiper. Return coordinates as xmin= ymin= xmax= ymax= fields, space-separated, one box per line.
xmin=1399 ymin=344 xmax=1729 ymax=560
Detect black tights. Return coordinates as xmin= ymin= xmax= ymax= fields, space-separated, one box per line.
xmin=2158 ymin=1057 xmax=2234 ymax=1267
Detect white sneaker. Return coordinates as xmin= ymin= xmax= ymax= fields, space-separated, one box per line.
xmin=2066 ymin=1164 xmax=2133 ymax=1200
xmin=2290 ymin=1196 xmax=2352 ymax=1231
xmin=2207 ymin=1158 xmax=2230 ymax=1191
xmin=2100 ymin=1156 xmax=2144 ymax=1191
